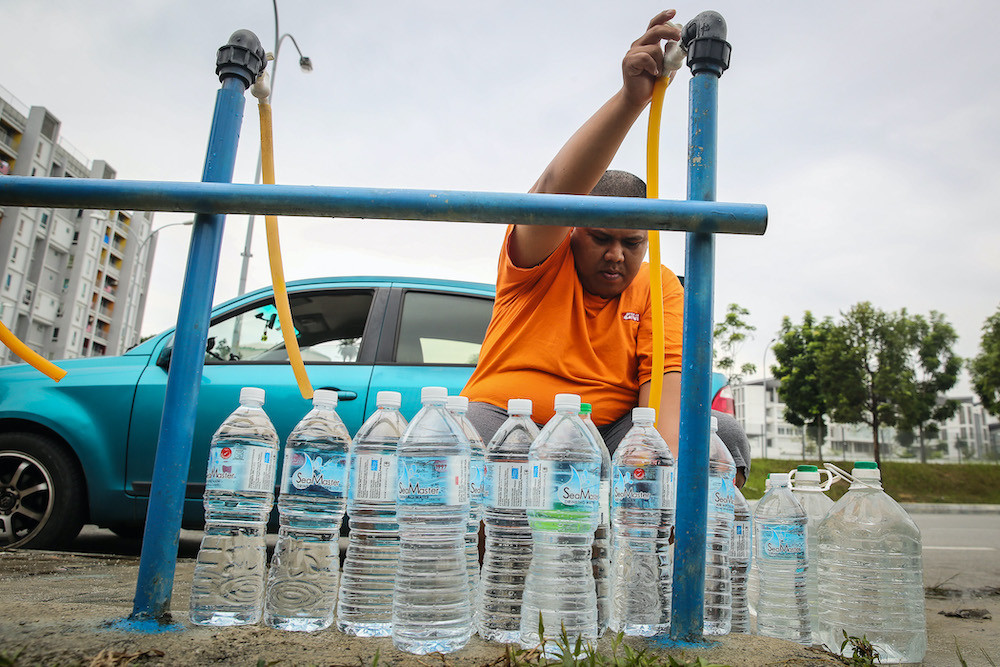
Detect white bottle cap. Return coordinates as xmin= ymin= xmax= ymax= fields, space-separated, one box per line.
xmin=770 ymin=473 xmax=791 ymax=487
xmin=239 ymin=387 xmax=265 ymax=406
xmin=553 ymin=393 xmax=581 ymax=412
xmin=507 ymin=398 xmax=532 ymax=416
xmin=312 ymin=388 xmax=338 ymax=408
xmin=447 ymin=395 xmax=469 ymax=412
xmin=632 ymin=407 xmax=656 ymax=423
xmin=711 ymin=416 xmax=719 ymax=431
xmin=376 ymin=391 xmax=402 ymax=409
xmin=852 ymin=462 xmax=882 ymax=482
xmin=421 ymin=386 xmax=448 ymax=403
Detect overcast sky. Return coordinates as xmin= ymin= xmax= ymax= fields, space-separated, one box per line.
xmin=5 ymin=2 xmax=998 ymax=395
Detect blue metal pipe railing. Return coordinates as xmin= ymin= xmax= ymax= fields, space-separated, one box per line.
xmin=0 ymin=177 xmax=766 ymax=236
xmin=128 ymin=76 xmax=253 ymax=621
xmin=0 ymin=15 xmax=760 ymax=633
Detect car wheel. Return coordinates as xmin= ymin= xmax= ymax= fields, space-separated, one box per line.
xmin=0 ymin=433 xmax=86 ymax=549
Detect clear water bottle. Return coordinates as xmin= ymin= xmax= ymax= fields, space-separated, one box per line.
xmin=580 ymin=403 xmax=611 ymax=637
xmin=816 ymin=462 xmax=926 ymax=664
xmin=754 ymin=472 xmax=810 ymax=645
xmin=190 ymin=387 xmax=279 ymax=626
xmin=519 ymin=393 xmax=601 ymax=650
xmin=790 ymin=464 xmax=834 ymax=645
xmin=704 ymin=416 xmax=735 ymax=636
xmin=448 ymin=395 xmax=486 ymax=618
xmin=730 ymin=484 xmax=751 ymax=634
xmin=608 ymin=407 xmax=675 ymax=637
xmin=392 ymin=386 xmax=472 ymax=655
xmin=747 ymin=474 xmax=773 ymax=625
xmin=337 ymin=391 xmax=407 ymax=637
xmin=477 ymin=399 xmax=539 ymax=643
xmin=262 ymin=389 xmax=349 ymax=631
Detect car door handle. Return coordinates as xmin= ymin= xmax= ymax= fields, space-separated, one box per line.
xmin=320 ymin=387 xmax=357 ymax=401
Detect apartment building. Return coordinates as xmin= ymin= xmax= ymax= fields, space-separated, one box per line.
xmin=0 ymin=85 xmax=156 ymax=364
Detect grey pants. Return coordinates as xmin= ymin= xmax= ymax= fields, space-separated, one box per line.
xmin=467 ymin=401 xmax=635 ymax=454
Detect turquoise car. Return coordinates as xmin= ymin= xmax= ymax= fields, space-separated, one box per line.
xmin=0 ymin=275 xmax=732 ymax=549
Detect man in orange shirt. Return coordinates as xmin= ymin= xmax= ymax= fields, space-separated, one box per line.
xmin=463 ymin=11 xmax=684 ymax=457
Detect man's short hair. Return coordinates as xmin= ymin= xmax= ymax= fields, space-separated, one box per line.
xmin=590 ymin=170 xmax=646 ymax=198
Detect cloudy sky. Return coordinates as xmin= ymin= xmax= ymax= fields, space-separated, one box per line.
xmin=5 ymin=2 xmax=998 ymax=395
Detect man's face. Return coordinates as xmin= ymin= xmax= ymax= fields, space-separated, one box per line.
xmin=569 ymin=227 xmax=648 ymax=298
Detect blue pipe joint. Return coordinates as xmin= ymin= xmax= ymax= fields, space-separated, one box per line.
xmin=682 ymin=11 xmax=731 ymax=77
xmin=216 ymin=29 xmax=266 ymax=88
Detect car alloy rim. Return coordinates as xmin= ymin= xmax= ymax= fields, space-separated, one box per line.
xmin=0 ymin=451 xmax=56 ymax=548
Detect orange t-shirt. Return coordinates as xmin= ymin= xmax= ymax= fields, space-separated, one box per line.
xmin=462 ymin=226 xmax=684 ymax=426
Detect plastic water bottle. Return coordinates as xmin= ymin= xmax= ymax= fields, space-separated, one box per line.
xmin=337 ymin=391 xmax=407 ymax=637
xmin=448 ymin=395 xmax=485 ymax=617
xmin=580 ymin=403 xmax=611 ymax=637
xmin=263 ymin=389 xmax=350 ymax=631
xmin=477 ymin=399 xmax=539 ymax=643
xmin=730 ymin=484 xmax=751 ymax=634
xmin=747 ymin=474 xmax=773 ymax=625
xmin=392 ymin=386 xmax=472 ymax=654
xmin=753 ymin=472 xmax=810 ymax=644
xmin=816 ymin=462 xmax=926 ymax=664
xmin=790 ymin=464 xmax=834 ymax=645
xmin=608 ymin=407 xmax=675 ymax=637
xmin=190 ymin=387 xmax=279 ymax=626
xmin=704 ymin=416 xmax=735 ymax=636
xmin=519 ymin=393 xmax=601 ymax=650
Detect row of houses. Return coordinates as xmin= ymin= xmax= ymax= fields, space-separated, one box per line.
xmin=733 ymin=378 xmax=999 ymax=463
xmin=0 ymin=84 xmax=156 ymax=364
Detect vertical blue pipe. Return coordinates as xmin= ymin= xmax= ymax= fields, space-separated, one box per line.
xmin=130 ymin=77 xmax=247 ymax=621
xmin=670 ymin=71 xmax=720 ymax=642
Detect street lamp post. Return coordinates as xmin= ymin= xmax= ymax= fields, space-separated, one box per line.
xmin=762 ymin=336 xmax=777 ymax=459
xmin=123 ymin=220 xmax=193 ymax=349
xmin=236 ymin=0 xmax=312 ymax=297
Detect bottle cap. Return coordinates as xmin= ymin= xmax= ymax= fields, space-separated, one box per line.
xmin=580 ymin=403 xmax=593 ymax=415
xmin=794 ymin=464 xmax=821 ymax=483
xmin=711 ymin=416 xmax=718 ymax=431
xmin=553 ymin=393 xmax=581 ymax=412
xmin=447 ymin=395 xmax=469 ymax=413
xmin=420 ymin=386 xmax=448 ymax=403
xmin=239 ymin=387 xmax=265 ymax=406
xmin=632 ymin=406 xmax=656 ymax=423
xmin=770 ymin=472 xmax=791 ymax=487
xmin=507 ymin=398 xmax=532 ymax=416
xmin=376 ymin=390 xmax=402 ymax=409
xmin=797 ymin=465 xmax=819 ymax=472
xmin=852 ymin=461 xmax=881 ymax=482
xmin=312 ymin=388 xmax=338 ymax=408
xmin=854 ymin=461 xmax=878 ymax=469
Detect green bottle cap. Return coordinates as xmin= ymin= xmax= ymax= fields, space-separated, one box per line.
xmin=580 ymin=403 xmax=592 ymax=415
xmin=854 ymin=461 xmax=878 ymax=469
xmin=797 ymin=465 xmax=818 ymax=472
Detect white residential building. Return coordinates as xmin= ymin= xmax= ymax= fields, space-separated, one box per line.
xmin=0 ymin=84 xmax=156 ymax=363
xmin=733 ymin=378 xmax=995 ymax=462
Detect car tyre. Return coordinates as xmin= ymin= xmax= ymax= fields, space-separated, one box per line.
xmin=0 ymin=432 xmax=86 ymax=549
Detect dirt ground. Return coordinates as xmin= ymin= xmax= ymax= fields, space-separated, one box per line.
xmin=0 ymin=549 xmax=994 ymax=667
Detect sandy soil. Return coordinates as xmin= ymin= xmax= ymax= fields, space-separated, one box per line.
xmin=0 ymin=550 xmax=994 ymax=667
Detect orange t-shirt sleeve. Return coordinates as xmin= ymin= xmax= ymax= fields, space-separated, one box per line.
xmin=636 ymin=266 xmax=684 ymax=386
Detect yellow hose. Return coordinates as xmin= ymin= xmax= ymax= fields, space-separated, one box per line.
xmin=644 ymin=73 xmax=673 ymax=421
xmin=0 ymin=321 xmax=66 ymax=381
xmin=257 ymin=101 xmax=313 ymax=400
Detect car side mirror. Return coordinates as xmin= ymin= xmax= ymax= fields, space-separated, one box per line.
xmin=156 ymin=345 xmax=172 ymax=369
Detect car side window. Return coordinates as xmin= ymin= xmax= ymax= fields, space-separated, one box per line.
xmin=395 ymin=291 xmax=493 ymax=365
xmin=205 ymin=289 xmax=374 ymax=363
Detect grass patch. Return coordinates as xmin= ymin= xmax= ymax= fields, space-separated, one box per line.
xmin=743 ymin=459 xmax=1000 ymax=504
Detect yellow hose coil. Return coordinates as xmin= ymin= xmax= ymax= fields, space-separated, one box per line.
xmin=644 ymin=73 xmax=674 ymax=422
xmin=0 ymin=321 xmax=67 ymax=381
xmin=257 ymin=101 xmax=313 ymax=400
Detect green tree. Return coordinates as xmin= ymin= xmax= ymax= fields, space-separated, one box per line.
xmin=819 ymin=303 xmax=912 ymax=467
xmin=969 ymin=305 xmax=1000 ymax=418
xmin=772 ymin=311 xmax=833 ymax=462
xmin=896 ymin=311 xmax=962 ymax=463
xmin=713 ymin=303 xmax=757 ymax=386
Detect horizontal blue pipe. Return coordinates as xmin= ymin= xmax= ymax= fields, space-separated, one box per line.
xmin=0 ymin=177 xmax=767 ymax=235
